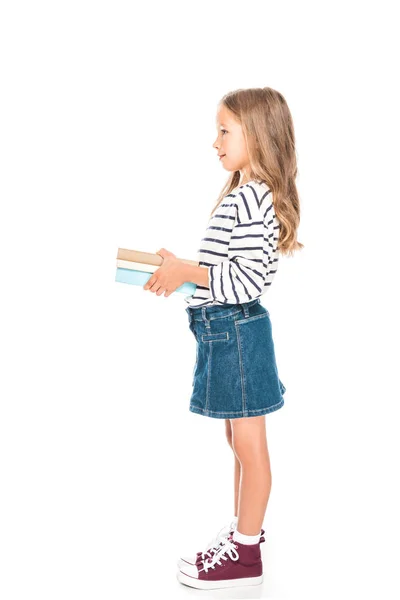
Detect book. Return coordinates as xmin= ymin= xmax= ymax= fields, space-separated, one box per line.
xmin=116 ymin=259 xmax=160 ymax=273
xmin=115 ymin=268 xmax=197 ymax=294
xmin=115 ymin=248 xmax=198 ymax=295
xmin=117 ymin=247 xmax=199 ymax=267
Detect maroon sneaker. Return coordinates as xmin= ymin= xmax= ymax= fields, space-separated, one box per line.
xmin=177 ymin=524 xmax=265 ymax=569
xmin=177 ymin=536 xmax=264 ymax=590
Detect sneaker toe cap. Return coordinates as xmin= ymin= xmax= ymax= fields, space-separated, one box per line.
xmin=179 ymin=561 xmax=199 ymax=578
xmin=178 ymin=555 xmax=197 ymax=567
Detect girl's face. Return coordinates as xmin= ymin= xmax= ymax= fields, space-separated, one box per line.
xmin=213 ymin=104 xmax=251 ymax=182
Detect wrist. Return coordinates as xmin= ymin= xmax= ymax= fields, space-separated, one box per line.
xmin=182 ymin=262 xmax=195 ymax=283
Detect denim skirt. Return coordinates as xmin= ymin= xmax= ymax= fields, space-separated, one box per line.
xmin=185 ymin=298 xmax=286 ymax=419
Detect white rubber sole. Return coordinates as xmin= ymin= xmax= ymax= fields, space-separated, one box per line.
xmin=177 ymin=570 xmax=263 ymax=590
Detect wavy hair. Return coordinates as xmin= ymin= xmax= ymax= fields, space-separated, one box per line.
xmin=210 ymin=87 xmax=303 ymax=256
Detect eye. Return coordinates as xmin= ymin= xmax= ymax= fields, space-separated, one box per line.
xmin=221 ymin=129 xmax=228 ymax=135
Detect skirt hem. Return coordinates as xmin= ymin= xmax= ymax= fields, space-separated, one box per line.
xmin=189 ymin=398 xmax=284 ymax=419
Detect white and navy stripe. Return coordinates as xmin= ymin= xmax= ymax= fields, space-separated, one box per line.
xmin=185 ymin=180 xmax=281 ymax=307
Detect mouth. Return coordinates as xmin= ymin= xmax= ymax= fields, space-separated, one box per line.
xmin=219 ymin=154 xmax=226 ymax=159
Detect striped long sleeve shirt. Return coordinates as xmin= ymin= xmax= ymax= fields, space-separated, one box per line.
xmin=184 ymin=180 xmax=281 ymax=308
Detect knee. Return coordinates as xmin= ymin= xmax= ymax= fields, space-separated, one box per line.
xmin=231 ymin=438 xmax=261 ymax=462
xmin=232 ymin=440 xmax=271 ymax=472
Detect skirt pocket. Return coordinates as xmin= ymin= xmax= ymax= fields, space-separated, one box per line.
xmin=201 ymin=331 xmax=229 ymax=343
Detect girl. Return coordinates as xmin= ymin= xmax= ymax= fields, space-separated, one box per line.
xmin=144 ymin=86 xmax=303 ymax=590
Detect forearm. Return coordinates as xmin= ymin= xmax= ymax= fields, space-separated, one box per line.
xmin=183 ymin=264 xmax=210 ymax=288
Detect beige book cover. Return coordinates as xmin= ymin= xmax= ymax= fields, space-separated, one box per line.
xmin=116 ymin=259 xmax=159 ymax=273
xmin=117 ymin=248 xmax=199 ymax=267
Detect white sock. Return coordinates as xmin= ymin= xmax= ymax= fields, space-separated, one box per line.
xmin=231 ymin=515 xmax=238 ymax=528
xmin=232 ymin=528 xmax=261 ymax=545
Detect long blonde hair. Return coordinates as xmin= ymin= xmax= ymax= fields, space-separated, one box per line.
xmin=210 ymin=87 xmax=303 ymax=256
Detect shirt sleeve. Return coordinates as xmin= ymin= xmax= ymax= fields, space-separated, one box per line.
xmin=208 ymin=194 xmax=269 ymax=304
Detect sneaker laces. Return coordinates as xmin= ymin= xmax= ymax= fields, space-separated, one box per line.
xmin=199 ymin=520 xmax=236 ymax=560
xmin=200 ymin=537 xmax=239 ymax=573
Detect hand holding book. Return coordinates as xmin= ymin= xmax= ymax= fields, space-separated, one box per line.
xmin=115 ymin=247 xmax=198 ymax=296
xmin=144 ymin=247 xmax=189 ymax=297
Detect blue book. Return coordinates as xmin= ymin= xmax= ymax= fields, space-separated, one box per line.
xmin=115 ymin=267 xmax=197 ymax=295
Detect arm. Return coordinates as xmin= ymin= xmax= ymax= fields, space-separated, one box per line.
xmin=207 ymin=205 xmax=268 ymax=304
xmin=182 ymin=216 xmax=268 ymax=303
xmin=182 ymin=188 xmax=272 ymax=303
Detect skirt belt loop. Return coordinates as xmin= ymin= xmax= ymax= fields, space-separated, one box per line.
xmin=242 ymin=303 xmax=250 ymax=318
xmin=201 ymin=307 xmax=211 ymax=330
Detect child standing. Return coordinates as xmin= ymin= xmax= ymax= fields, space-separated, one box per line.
xmin=144 ymin=86 xmax=303 ymax=590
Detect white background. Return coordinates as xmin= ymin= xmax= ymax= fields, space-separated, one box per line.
xmin=1 ymin=1 xmax=399 ymax=599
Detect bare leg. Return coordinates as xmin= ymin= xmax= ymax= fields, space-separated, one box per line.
xmin=230 ymin=415 xmax=271 ymax=535
xmin=225 ymin=419 xmax=240 ymax=517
